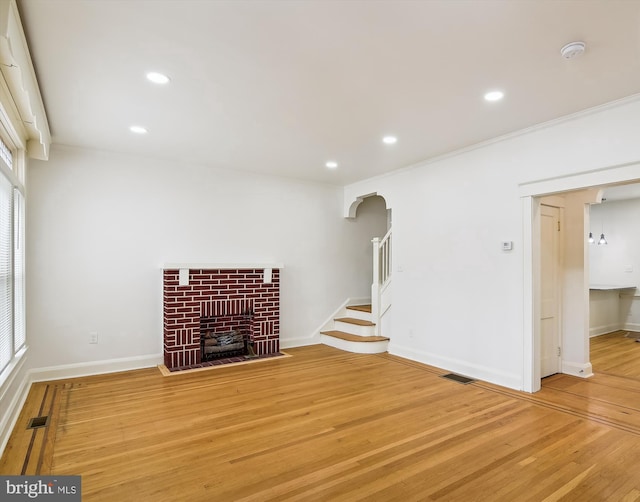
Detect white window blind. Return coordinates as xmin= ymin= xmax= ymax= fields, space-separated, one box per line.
xmin=13 ymin=188 xmax=24 ymax=352
xmin=0 ymin=173 xmax=12 ymax=372
xmin=0 ymin=137 xmax=13 ymax=171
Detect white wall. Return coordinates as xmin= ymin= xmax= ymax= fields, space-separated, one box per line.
xmin=589 ymin=199 xmax=640 ymax=287
xmin=590 ymin=198 xmax=640 ymax=333
xmin=25 ymin=145 xmax=387 ymax=370
xmin=589 ymin=289 xmax=626 ymax=336
xmin=344 ymin=97 xmax=640 ymax=390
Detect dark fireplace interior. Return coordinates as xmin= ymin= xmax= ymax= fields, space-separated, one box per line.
xmin=200 ymin=313 xmax=253 ymax=361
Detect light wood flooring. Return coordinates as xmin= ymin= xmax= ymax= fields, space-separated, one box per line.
xmin=590 ymin=330 xmax=640 ymax=379
xmin=1 ymin=335 xmax=640 ymax=501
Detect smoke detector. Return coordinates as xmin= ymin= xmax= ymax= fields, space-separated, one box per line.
xmin=560 ymin=41 xmax=586 ymax=59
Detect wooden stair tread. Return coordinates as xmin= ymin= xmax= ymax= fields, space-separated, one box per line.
xmin=321 ymin=330 xmax=389 ymax=342
xmin=346 ymin=304 xmax=372 ymax=313
xmin=334 ymin=317 xmax=375 ymax=326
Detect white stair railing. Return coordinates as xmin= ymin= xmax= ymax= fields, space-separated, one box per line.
xmin=371 ymin=228 xmax=392 ymax=335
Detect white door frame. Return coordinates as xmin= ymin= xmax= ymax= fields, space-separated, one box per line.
xmin=520 ymin=161 xmax=640 ymax=393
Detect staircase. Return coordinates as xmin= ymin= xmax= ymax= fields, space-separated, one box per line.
xmin=320 ymin=304 xmax=389 ymax=354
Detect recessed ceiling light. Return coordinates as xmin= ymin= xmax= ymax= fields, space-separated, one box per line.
xmin=129 ymin=125 xmax=148 ymax=134
xmin=146 ymin=72 xmax=170 ymax=84
xmin=382 ymin=136 xmax=398 ymax=145
xmin=484 ymin=90 xmax=504 ymax=102
xmin=325 ymin=161 xmax=338 ymax=169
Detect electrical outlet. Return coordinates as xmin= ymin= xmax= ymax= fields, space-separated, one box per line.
xmin=89 ymin=331 xmax=98 ymax=344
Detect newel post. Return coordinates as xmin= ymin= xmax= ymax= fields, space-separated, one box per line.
xmin=371 ymin=237 xmax=381 ymax=335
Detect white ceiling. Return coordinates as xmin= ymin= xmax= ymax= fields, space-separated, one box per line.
xmin=17 ymin=0 xmax=640 ymax=185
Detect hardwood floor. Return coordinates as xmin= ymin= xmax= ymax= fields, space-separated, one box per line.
xmin=2 ymin=342 xmax=640 ymax=501
xmin=590 ymin=330 xmax=640 ymax=379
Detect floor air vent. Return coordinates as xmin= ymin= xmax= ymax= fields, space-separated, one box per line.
xmin=440 ymin=373 xmax=475 ymax=385
xmin=27 ymin=416 xmax=49 ymax=429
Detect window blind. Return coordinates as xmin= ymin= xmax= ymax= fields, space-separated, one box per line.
xmin=13 ymin=188 xmax=24 ymax=352
xmin=0 ymin=173 xmax=12 ymax=372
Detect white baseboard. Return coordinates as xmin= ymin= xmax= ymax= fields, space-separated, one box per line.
xmin=388 ymin=342 xmax=522 ymax=391
xmin=280 ymin=336 xmax=320 ymax=349
xmin=561 ymin=360 xmax=594 ymax=378
xmin=623 ymin=322 xmax=640 ymax=332
xmin=589 ymin=323 xmax=623 ymax=337
xmin=29 ymin=353 xmax=163 ymax=382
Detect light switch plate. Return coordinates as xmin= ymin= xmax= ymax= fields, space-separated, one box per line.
xmin=502 ymin=241 xmax=513 ymax=251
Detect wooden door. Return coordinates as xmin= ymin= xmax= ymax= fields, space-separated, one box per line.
xmin=541 ymin=204 xmax=561 ymax=378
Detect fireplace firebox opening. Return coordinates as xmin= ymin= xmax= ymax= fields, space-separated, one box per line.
xmin=200 ymin=312 xmax=255 ymax=361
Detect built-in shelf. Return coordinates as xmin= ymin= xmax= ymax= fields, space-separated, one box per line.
xmin=589 ymin=284 xmax=636 ymax=291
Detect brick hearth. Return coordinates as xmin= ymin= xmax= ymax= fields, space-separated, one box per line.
xmin=163 ymin=267 xmax=280 ymax=369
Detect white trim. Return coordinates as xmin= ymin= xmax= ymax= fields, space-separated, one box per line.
xmin=561 ymin=360 xmax=593 ymax=379
xmin=279 ymin=336 xmax=320 ymax=349
xmin=334 ymin=319 xmax=375 ymax=337
xmin=519 ymin=161 xmax=640 ymax=198
xmin=388 ymin=342 xmax=522 ymax=391
xmin=0 ymin=361 xmax=30 ymax=456
xmin=623 ymin=322 xmax=640 ymax=332
xmin=522 ymin=196 xmax=539 ymax=393
xmin=589 ymin=324 xmax=623 ymax=338
xmin=0 ymin=0 xmax=50 ymax=160
xmin=344 ymin=94 xmax=640 ymax=192
xmin=345 ymin=192 xmax=378 ymax=219
xmin=0 ymin=343 xmax=26 ymax=391
xmin=162 ymin=263 xmax=284 ymax=270
xmin=320 ymin=334 xmax=388 ymax=354
xmin=29 ymin=353 xmax=163 ymax=382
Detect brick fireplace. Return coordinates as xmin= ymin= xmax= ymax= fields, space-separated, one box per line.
xmin=163 ymin=265 xmax=281 ymax=370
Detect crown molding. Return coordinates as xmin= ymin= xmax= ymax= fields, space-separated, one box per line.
xmin=0 ymin=0 xmax=50 ymax=160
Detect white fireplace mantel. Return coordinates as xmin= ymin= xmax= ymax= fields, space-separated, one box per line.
xmin=163 ymin=263 xmax=283 ymax=289
xmin=162 ymin=263 xmax=284 ymax=270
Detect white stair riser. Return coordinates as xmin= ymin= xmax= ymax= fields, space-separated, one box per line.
xmin=334 ymin=321 xmax=376 ymax=337
xmin=320 ymin=335 xmax=389 ymax=354
xmin=344 ymin=308 xmax=372 ymax=322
